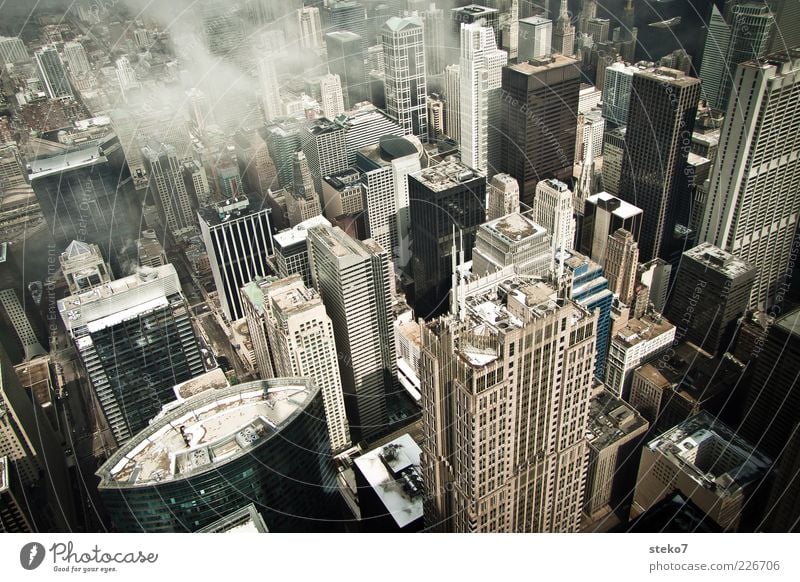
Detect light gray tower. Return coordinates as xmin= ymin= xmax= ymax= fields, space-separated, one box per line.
xmin=142 ymin=143 xmax=196 ymax=238
xmin=382 ymin=16 xmax=428 ymax=140
xmin=552 ymin=0 xmax=575 ymax=57
xmin=34 ymin=45 xmax=73 ymax=100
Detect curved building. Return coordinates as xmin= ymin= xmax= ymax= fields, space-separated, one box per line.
xmin=96 ymin=378 xmax=338 ymax=532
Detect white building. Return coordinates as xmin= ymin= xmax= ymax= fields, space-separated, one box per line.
xmin=297 ymin=6 xmax=323 ymax=49
xmin=532 ymin=178 xmax=575 ymax=257
xmin=518 ymin=16 xmax=551 ymax=61
xmin=319 ymin=73 xmax=345 ymax=119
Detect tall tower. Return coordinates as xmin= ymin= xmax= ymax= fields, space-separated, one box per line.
xmin=552 ymin=0 xmax=575 ymax=57
xmin=319 ymin=73 xmax=345 ymax=118
xmin=382 ymin=16 xmax=428 ymax=140
xmin=532 ymin=178 xmax=576 ymax=257
xmin=298 ymin=6 xmax=323 ymax=49
xmin=307 ymin=226 xmax=396 ymax=443
xmin=142 ymin=143 xmax=196 ymax=238
xmin=58 ymin=264 xmax=205 ymax=445
xmin=115 ymin=56 xmax=139 ymax=99
xmin=699 ymin=52 xmax=800 ymax=309
xmin=241 ymin=275 xmax=351 ymax=452
xmin=198 ymin=196 xmax=274 ymax=322
xmin=63 ymin=41 xmax=90 ymax=75
xmin=326 ymin=31 xmax=368 ymax=108
xmin=486 ymin=173 xmax=520 ymax=221
xmin=34 ymin=45 xmax=73 ymax=100
xmin=444 ymin=64 xmax=461 ymax=140
xmin=257 ymin=57 xmax=282 ymax=123
xmin=459 ymin=23 xmax=507 ymax=174
xmin=421 ymin=273 xmax=597 ymax=532
xmin=618 ymin=68 xmax=700 ymax=262
xmin=604 ymin=228 xmax=638 ymax=306
xmin=287 ymin=152 xmax=323 ymax=227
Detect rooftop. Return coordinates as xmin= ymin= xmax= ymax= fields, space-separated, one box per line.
xmin=510 ymin=54 xmax=578 ymax=75
xmin=647 ymin=411 xmax=770 ymax=496
xmin=587 ymin=389 xmax=648 ymax=451
xmin=353 ymin=433 xmax=423 ymax=529
xmin=196 ymin=504 xmax=269 ymax=533
xmin=684 ymin=242 xmax=755 ymax=279
xmin=614 ymin=314 xmax=675 ymax=348
xmin=482 ymin=212 xmax=546 ymax=243
xmin=173 ymin=368 xmax=230 ymax=401
xmin=308 ymin=224 xmax=381 ymax=260
xmin=636 ymin=66 xmax=701 ymax=88
xmin=198 ymin=195 xmax=268 ymax=227
xmin=411 ymin=159 xmax=483 ymax=192
xmin=452 ymin=5 xmax=499 ymax=15
xmin=28 ymin=144 xmax=108 ymax=179
xmin=586 ymin=192 xmax=643 ymax=220
xmin=272 ymin=215 xmax=332 ymax=249
xmin=0 ymin=456 xmax=7 ymax=494
xmin=775 ymin=307 xmax=800 ymax=337
xmin=97 ymin=378 xmax=318 ymax=488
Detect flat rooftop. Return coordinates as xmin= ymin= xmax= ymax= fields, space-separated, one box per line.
xmin=684 ymin=242 xmax=755 ymax=279
xmin=98 ymin=379 xmax=317 ymax=488
xmin=198 ymin=195 xmax=267 ymax=227
xmin=308 ymin=224 xmax=378 ymax=260
xmin=28 ymin=144 xmax=108 ymax=179
xmin=411 ymin=159 xmax=483 ymax=193
xmin=509 ymin=53 xmax=577 ymax=75
xmin=173 ymin=368 xmax=229 ymax=401
xmin=587 ymin=390 xmax=648 ymax=451
xmin=586 ymin=192 xmax=642 ymax=220
xmin=614 ymin=314 xmax=675 ymax=348
xmin=635 ymin=66 xmax=701 ymax=88
xmin=482 ymin=212 xmax=546 ymax=243
xmin=272 ymin=215 xmax=332 ymax=249
xmin=353 ymin=433 xmax=423 ymax=529
xmin=197 ymin=504 xmax=269 ymax=533
xmin=647 ymin=411 xmax=770 ymax=496
xmin=775 ymin=307 xmax=800 ymax=337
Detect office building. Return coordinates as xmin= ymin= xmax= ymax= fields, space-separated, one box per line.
xmin=323 ymin=1 xmax=368 ymax=52
xmin=241 ymin=275 xmax=351 ymax=452
xmin=196 ymin=504 xmax=269 ymax=533
xmin=62 ymin=41 xmax=89 ymax=75
xmin=428 ymin=94 xmax=446 ymax=141
xmin=142 ymin=142 xmax=196 ymax=238
xmin=326 ymin=31 xmax=368 ymax=108
xmin=618 ymin=68 xmax=701 ymax=262
xmin=0 ymin=243 xmax=47 ymax=364
xmin=353 ymin=433 xmax=424 ymax=532
xmin=444 ymin=64 xmax=461 ymax=140
xmin=451 ymin=4 xmax=500 ymax=43
xmin=422 ymin=273 xmax=597 ymax=532
xmin=335 ymin=104 xmax=407 ymax=165
xmin=486 ymin=173 xmax=520 ymax=221
xmin=423 ymin=5 xmax=447 ymax=76
xmin=459 ymin=22 xmax=507 ymax=174
xmin=382 ymin=16 xmax=428 ymax=139
xmin=409 ymin=160 xmax=486 ymax=318
xmin=319 ymin=73 xmax=346 ymax=119
xmin=59 ymin=240 xmax=113 ymax=296
xmin=638 ymin=258 xmax=671 ymax=314
xmin=699 ymin=51 xmax=800 ymax=309
xmin=58 ymin=264 xmax=204 ymax=445
xmin=0 ymin=456 xmax=32 ymax=532
xmin=34 ymin=45 xmax=73 ymax=100
xmin=552 ymin=1 xmax=575 ymax=57
xmin=257 ymin=57 xmax=282 ymax=123
xmin=115 ymin=56 xmax=139 ymax=98
xmin=604 ymin=313 xmax=675 ymax=399
xmin=584 ymin=389 xmax=648 ymax=520
xmin=600 ymin=126 xmax=626 ymax=196
xmin=518 ymin=17 xmax=551 ymax=61
xmin=586 ymin=17 xmax=609 ymax=44
xmin=234 ymin=131 xmax=277 ymax=197
xmin=300 ymin=118 xmax=349 ymax=195
xmin=266 ymin=119 xmax=303 ymax=188
xmin=601 ymin=62 xmax=651 ymax=127
xmin=307 ymin=226 xmax=396 ymax=442
xmin=0 ymin=36 xmax=28 ymax=65
xmin=321 ymin=168 xmax=365 ymax=222
xmin=356 ymin=136 xmax=421 ymax=270
xmin=472 ymin=212 xmax=551 ymax=277
xmin=632 ymin=412 xmax=770 ymax=532
xmin=285 ymin=151 xmax=323 ymax=227
xmin=532 ymin=178 xmax=575 ymax=256
xmin=500 ymin=55 xmax=581 ymax=206
xmin=605 ymin=229 xmax=638 ymax=306
xmin=298 ymin=6 xmax=323 ymax=49
xmin=580 ymin=192 xmax=642 ymax=265
xmin=97 ymin=378 xmax=338 ymax=532
xmin=272 ymin=215 xmax=332 ymax=288
xmin=0 ymin=144 xmax=27 ymax=192
xmin=666 ymin=243 xmax=755 ymax=355
xmin=136 ymin=231 xmax=167 ymax=269
xmin=575 ymin=108 xmax=604 ymax=166
xmin=201 ymin=0 xmax=245 ymax=60
xmin=198 ymin=196 xmax=274 ymax=322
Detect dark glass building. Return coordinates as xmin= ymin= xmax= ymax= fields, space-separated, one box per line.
xmin=325 ymin=31 xmax=368 ymax=109
xmin=96 ymin=378 xmax=338 ymax=532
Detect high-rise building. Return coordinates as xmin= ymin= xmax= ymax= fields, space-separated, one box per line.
xmin=97 ymin=378 xmax=338 ymax=532
xmin=450 ymin=4 xmax=500 ymax=44
xmin=319 ymin=73 xmax=346 ymax=118
xmin=444 ymin=64 xmax=461 ymax=140
xmin=142 ymin=143 xmax=196 ymax=238
xmin=580 ymin=192 xmax=643 ymax=265
xmin=586 ymin=17 xmax=609 ymax=43
xmin=0 ymin=243 xmax=47 ymax=364
xmin=409 ymin=160 xmax=486 ymax=318
xmin=0 ymin=456 xmax=32 ymax=532
xmin=356 ymin=136 xmax=421 ymax=270
xmin=459 ymin=23 xmax=507 ymax=174
xmin=300 ymin=118 xmax=349 ymax=196
xmin=58 ymin=264 xmax=204 ymax=445
xmin=257 ymin=57 xmax=282 ymax=124
xmin=323 ymin=1 xmax=368 ymax=52
xmin=632 ymin=412 xmax=770 ymax=532
xmin=34 ymin=45 xmax=73 ymax=100
xmin=0 ymin=144 xmax=27 ymax=192
xmin=604 ymin=313 xmax=675 ymax=399
xmin=298 ymin=6 xmax=324 ymax=49
xmin=501 ymin=0 xmax=519 ymax=59
xmin=334 ymin=104 xmax=407 ymax=165
xmin=427 ymin=93 xmax=446 ymax=140
xmin=272 ymin=215 xmax=332 ymax=288
xmin=201 ymin=0 xmax=245 ymax=60
xmin=198 ymin=196 xmax=274 ymax=322
xmin=59 ymin=240 xmax=113 ymax=296
xmin=618 ymin=68 xmax=701 ymax=262
xmin=500 ymin=55 xmax=581 ymax=206
xmin=241 ymin=275 xmax=351 ymax=452
xmin=472 ymin=211 xmax=552 ymax=277
xmin=699 ymin=51 xmax=800 ymax=309
xmin=307 ymin=226 xmax=396 ymax=442
xmin=423 ymin=5 xmax=447 ymax=76
xmin=600 ymin=126 xmax=626 ymax=196
xmin=115 ymin=56 xmax=139 ymax=98
xmin=62 ymin=41 xmax=89 ymax=75
xmin=552 ymin=0 xmax=575 ymax=57
xmin=286 ymin=151 xmax=323 ymax=227
xmin=421 ymin=273 xmax=597 ymax=532
xmin=382 ymin=16 xmax=428 ymax=140
xmin=266 ymin=119 xmax=303 ymax=188
xmin=605 ymin=229 xmax=639 ymax=306
xmin=518 ymin=16 xmax=552 ymax=61
xmin=486 ymin=173 xmax=520 ymax=221
xmin=0 ymin=36 xmax=28 ymax=65
xmin=666 ymin=243 xmax=755 ymax=355
xmin=326 ymin=31 xmax=368 ymax=108
xmin=532 ymin=178 xmax=575 ymax=256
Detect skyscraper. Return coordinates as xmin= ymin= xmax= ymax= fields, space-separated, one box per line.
xmin=97 ymin=378 xmax=337 ymax=532
xmin=382 ymin=16 xmax=428 ymax=140
xmin=300 ymin=118 xmax=349 ymax=196
xmin=257 ymin=57 xmax=282 ymax=123
xmin=59 ymin=240 xmax=113 ymax=296
xmin=450 ymin=4 xmax=501 ymax=44
xmin=518 ymin=17 xmax=551 ymax=61
xmin=326 ymin=31 xmax=368 ymax=108
xmin=459 ymin=23 xmax=507 ymax=174
xmin=298 ymin=6 xmax=323 ymax=49
xmin=62 ymin=41 xmax=90 ymax=75
xmin=444 ymin=64 xmax=461 ymax=140
xmin=604 ymin=228 xmax=639 ymax=306
xmin=319 ymin=73 xmax=345 ymax=118
xmin=618 ymin=68 xmax=701 ymax=262
xmin=142 ymin=143 xmax=196 ymax=238
xmin=0 ymin=36 xmax=28 ymax=65
xmin=115 ymin=56 xmax=139 ymax=99
xmin=323 ymin=1 xmax=368 ymax=52
xmin=409 ymin=160 xmax=486 ymax=318
xmin=34 ymin=45 xmax=73 ymax=100
xmin=0 ymin=242 xmax=47 ymax=364
xmin=307 ymin=226 xmax=396 ymax=442
xmin=472 ymin=211 xmax=552 ymax=277
xmin=552 ymin=0 xmax=575 ymax=57
xmin=580 ymin=192 xmax=643 ymax=265
xmin=486 ymin=173 xmax=520 ymax=221
xmin=198 ymin=196 xmax=274 ymax=322
xmin=699 ymin=51 xmax=800 ymax=309
xmin=500 ymin=55 xmax=581 ymax=206
xmin=58 ymin=264 xmax=204 ymax=445
xmin=421 ymin=273 xmax=597 ymax=532
xmin=286 ymin=152 xmax=323 ymax=227
xmin=532 ymin=178 xmax=575 ymax=256
xmin=241 ymin=275 xmax=351 ymax=452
